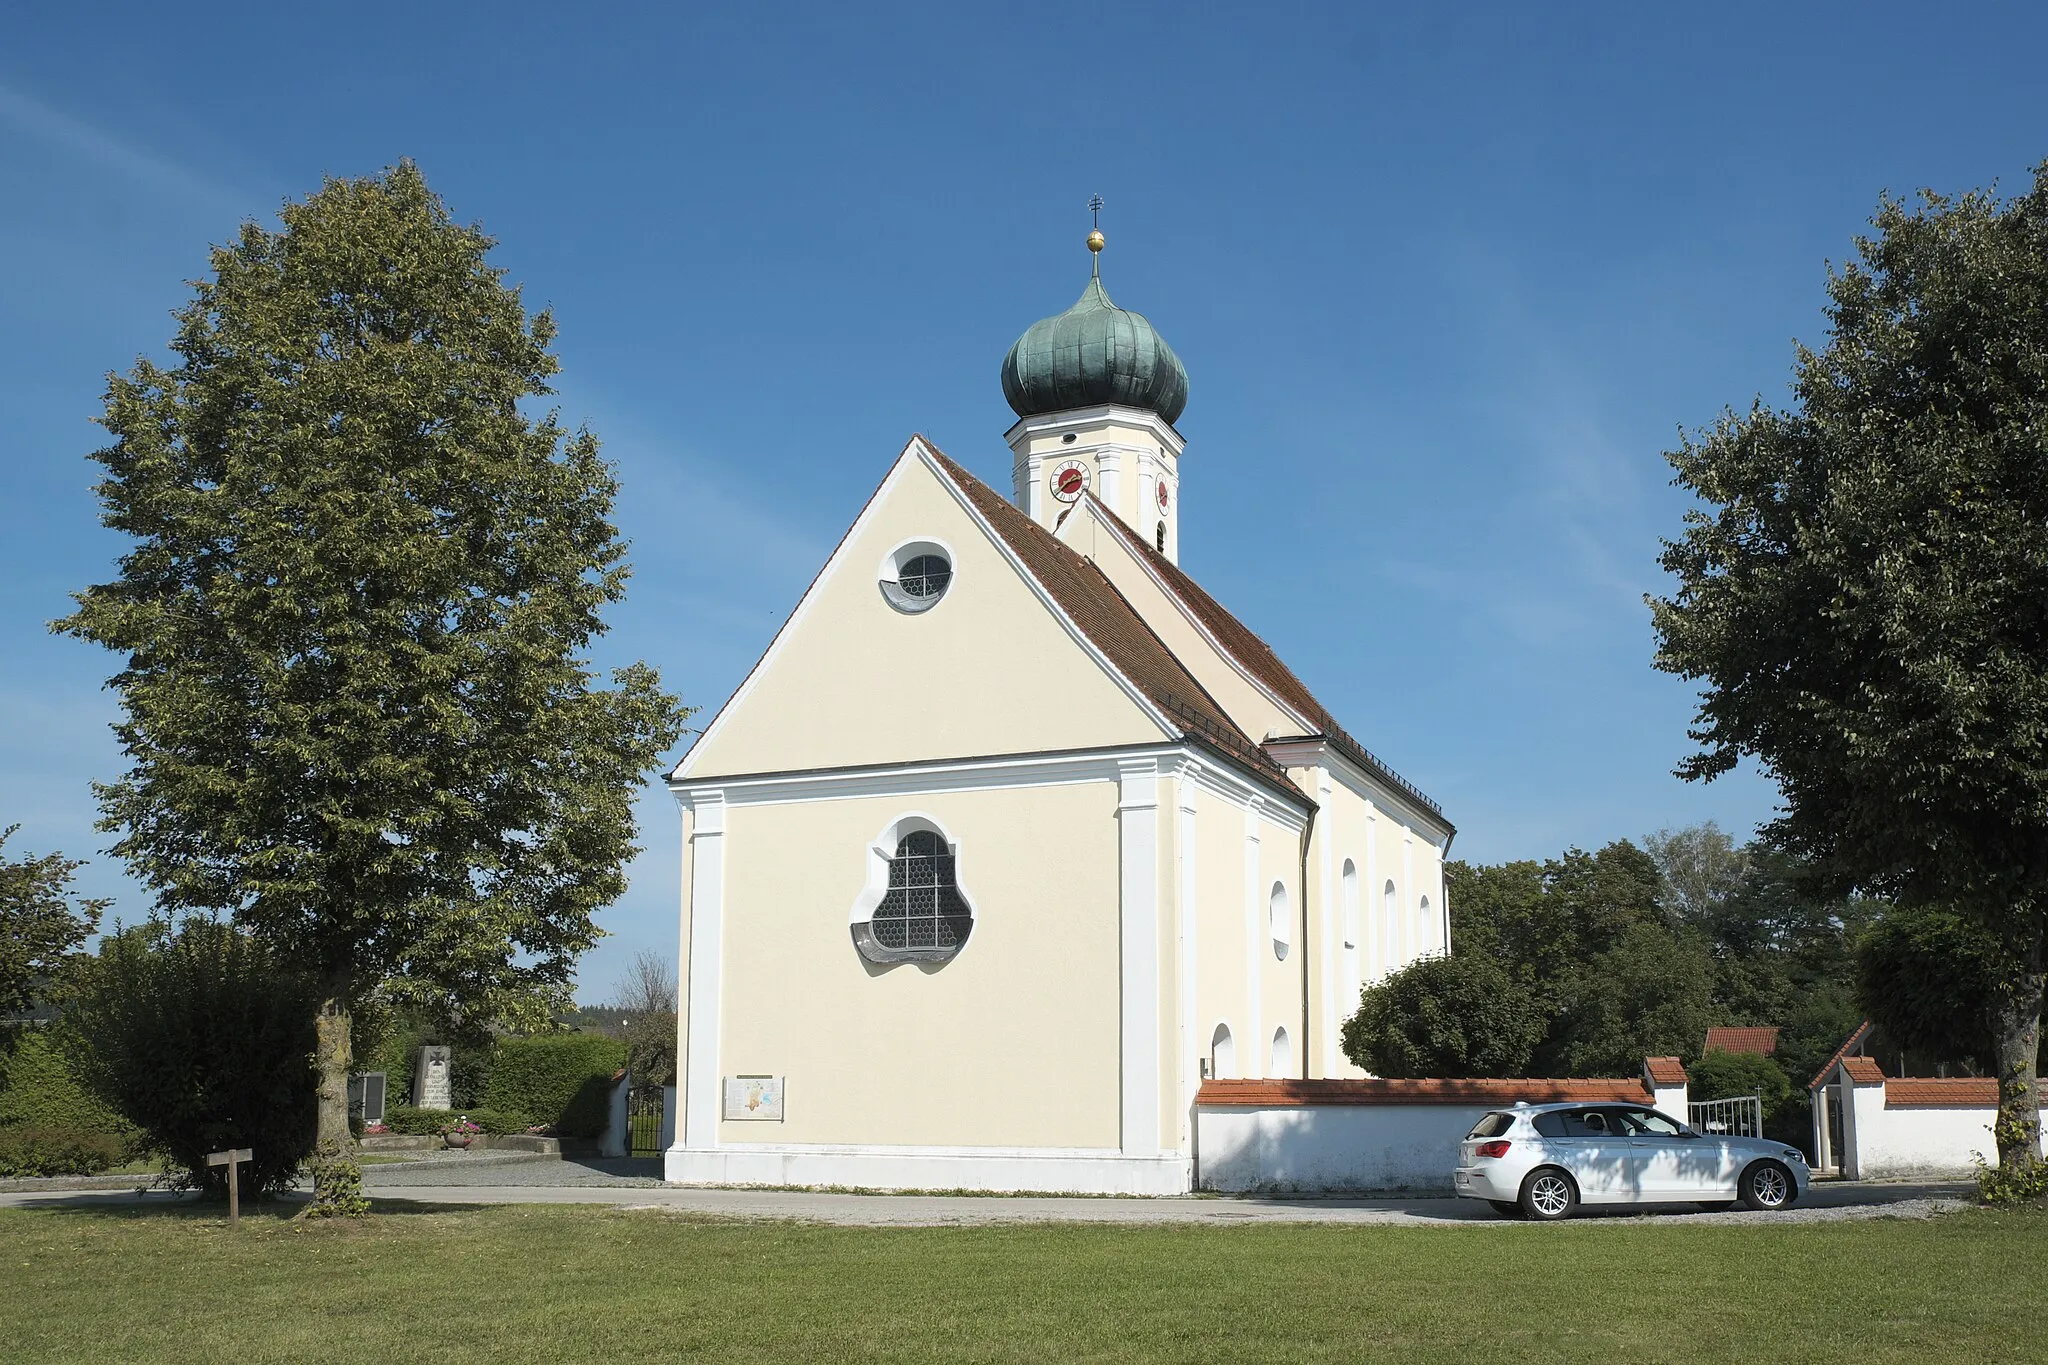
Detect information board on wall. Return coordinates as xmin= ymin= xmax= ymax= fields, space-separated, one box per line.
xmin=723 ymin=1075 xmax=785 ymax=1121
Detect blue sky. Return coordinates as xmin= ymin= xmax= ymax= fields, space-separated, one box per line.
xmin=5 ymin=4 xmax=2044 ymax=1002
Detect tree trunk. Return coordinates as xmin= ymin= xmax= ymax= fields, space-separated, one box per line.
xmin=314 ymin=987 xmax=353 ymax=1149
xmin=304 ymin=976 xmax=368 ymax=1216
xmin=1990 ymin=933 xmax=2045 ymax=1177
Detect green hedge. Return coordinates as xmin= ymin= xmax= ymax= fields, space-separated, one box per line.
xmin=0 ymin=1125 xmax=125 ymax=1177
xmin=382 ymin=1105 xmax=530 ymax=1136
xmin=484 ymin=1033 xmax=626 ymax=1139
xmin=0 ymin=1030 xmax=137 ymax=1149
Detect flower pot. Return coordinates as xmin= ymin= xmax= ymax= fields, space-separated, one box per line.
xmin=443 ymin=1134 xmax=473 ymax=1150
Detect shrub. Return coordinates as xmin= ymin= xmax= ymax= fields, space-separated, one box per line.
xmin=383 ymin=1105 xmax=529 ymax=1136
xmin=1341 ymin=953 xmax=1546 ymax=1079
xmin=0 ymin=1124 xmax=125 ymax=1177
xmin=484 ymin=1033 xmax=626 ymax=1138
xmin=0 ymin=1029 xmax=138 ymax=1149
xmin=63 ymin=921 xmax=320 ymax=1197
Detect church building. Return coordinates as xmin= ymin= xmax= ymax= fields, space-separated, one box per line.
xmin=665 ymin=227 xmax=1454 ymax=1193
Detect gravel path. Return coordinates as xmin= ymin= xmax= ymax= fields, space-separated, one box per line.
xmin=0 ymin=1157 xmax=1973 ymax=1227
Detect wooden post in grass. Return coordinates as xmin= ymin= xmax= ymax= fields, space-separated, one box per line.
xmin=206 ymin=1148 xmax=252 ymax=1227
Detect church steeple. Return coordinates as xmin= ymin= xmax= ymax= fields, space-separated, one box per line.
xmin=1001 ymin=207 xmax=1189 ymax=563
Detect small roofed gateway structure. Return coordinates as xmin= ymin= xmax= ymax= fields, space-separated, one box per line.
xmin=663 ymin=222 xmax=1453 ymax=1194
xmin=1703 ymin=1025 xmax=1779 ymax=1056
xmin=1808 ymin=1021 xmax=2048 ymax=1178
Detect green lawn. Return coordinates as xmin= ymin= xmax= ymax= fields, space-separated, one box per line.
xmin=1 ymin=1202 xmax=2036 ymax=1362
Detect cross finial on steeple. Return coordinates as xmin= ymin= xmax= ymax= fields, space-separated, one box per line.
xmin=1086 ymin=195 xmax=1105 ymax=275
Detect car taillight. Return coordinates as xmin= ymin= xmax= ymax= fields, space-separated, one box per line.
xmin=1475 ymin=1140 xmax=1511 ymax=1159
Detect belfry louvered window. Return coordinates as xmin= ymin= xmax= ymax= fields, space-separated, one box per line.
xmin=871 ymin=830 xmax=972 ymax=953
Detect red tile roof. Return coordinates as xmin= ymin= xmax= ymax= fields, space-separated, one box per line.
xmin=1703 ymin=1026 xmax=1780 ymax=1056
xmin=1645 ymin=1057 xmax=1688 ymax=1087
xmin=1196 ymin=1078 xmax=1653 ymax=1108
xmin=1809 ymin=1021 xmax=1874 ymax=1090
xmin=1840 ymin=1056 xmax=1886 ymax=1085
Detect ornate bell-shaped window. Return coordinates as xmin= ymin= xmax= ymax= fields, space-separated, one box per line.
xmin=853 ymin=827 xmax=973 ymax=964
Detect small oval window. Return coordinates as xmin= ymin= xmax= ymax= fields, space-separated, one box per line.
xmin=898 ymin=554 xmax=951 ymax=599
xmin=880 ymin=541 xmax=953 ymax=613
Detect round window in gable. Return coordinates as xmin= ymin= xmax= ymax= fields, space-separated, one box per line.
xmin=879 ymin=539 xmax=954 ymax=613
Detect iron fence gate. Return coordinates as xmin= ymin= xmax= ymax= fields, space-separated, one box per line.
xmin=626 ymin=1084 xmax=665 ymax=1156
xmin=1688 ymin=1094 xmax=1764 ymax=1138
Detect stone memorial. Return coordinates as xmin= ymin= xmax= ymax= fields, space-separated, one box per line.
xmin=415 ymin=1045 xmax=453 ymax=1111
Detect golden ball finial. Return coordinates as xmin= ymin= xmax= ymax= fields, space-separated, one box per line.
xmin=1087 ymin=229 xmax=1106 ymax=253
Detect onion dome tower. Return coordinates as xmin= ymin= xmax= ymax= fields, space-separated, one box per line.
xmin=1002 ymin=208 xmax=1190 ymax=563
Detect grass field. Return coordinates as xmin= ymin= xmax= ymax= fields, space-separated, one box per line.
xmin=1 ymin=1202 xmax=2035 ymax=1362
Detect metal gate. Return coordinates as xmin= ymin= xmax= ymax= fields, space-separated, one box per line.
xmin=1688 ymin=1094 xmax=1764 ymax=1138
xmin=626 ymin=1084 xmax=665 ymax=1156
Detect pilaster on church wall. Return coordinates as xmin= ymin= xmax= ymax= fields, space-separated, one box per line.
xmin=672 ymin=799 xmax=696 ymax=1137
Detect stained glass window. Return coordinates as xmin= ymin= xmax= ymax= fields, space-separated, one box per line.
xmin=870 ymin=829 xmax=972 ymax=953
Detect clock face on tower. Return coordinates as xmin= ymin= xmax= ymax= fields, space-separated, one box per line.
xmin=1050 ymin=460 xmax=1089 ymax=503
xmin=1156 ymin=481 xmax=1171 ymax=512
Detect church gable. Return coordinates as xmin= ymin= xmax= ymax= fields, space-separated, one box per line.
xmin=676 ymin=438 xmax=1183 ymax=781
xmin=1054 ymin=496 xmax=1312 ymax=748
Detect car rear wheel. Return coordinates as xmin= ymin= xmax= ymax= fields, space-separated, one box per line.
xmin=1519 ymin=1168 xmax=1578 ymax=1221
xmin=1487 ymin=1199 xmax=1522 ymax=1218
xmin=1738 ymin=1160 xmax=1795 ymax=1211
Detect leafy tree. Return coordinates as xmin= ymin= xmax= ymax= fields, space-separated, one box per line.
xmin=0 ymin=827 xmax=107 ymax=1021
xmin=611 ymin=948 xmax=678 ymax=1086
xmin=1548 ymin=921 xmax=1718 ymax=1076
xmin=1854 ymin=905 xmax=2040 ymax=1074
xmin=64 ymin=921 xmax=321 ymax=1198
xmin=1340 ymin=952 xmax=1545 ymax=1079
xmin=1652 ymin=167 xmax=2048 ymax=1177
xmin=55 ymin=164 xmax=687 ymax=1212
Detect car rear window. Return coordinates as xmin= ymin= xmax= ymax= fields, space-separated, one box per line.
xmin=1467 ymin=1112 xmax=1514 ymax=1139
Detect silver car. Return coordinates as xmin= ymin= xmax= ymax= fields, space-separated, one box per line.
xmin=1452 ymin=1101 xmax=1810 ymax=1220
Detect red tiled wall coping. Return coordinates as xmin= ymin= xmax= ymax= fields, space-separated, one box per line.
xmin=1197 ymin=1078 xmax=1654 ymax=1108
xmin=1644 ymin=1056 xmax=1688 ymax=1086
xmin=1886 ymin=1078 xmax=2048 ymax=1109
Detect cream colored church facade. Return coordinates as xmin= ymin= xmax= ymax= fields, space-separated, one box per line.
xmin=665 ymin=244 xmax=1452 ymax=1194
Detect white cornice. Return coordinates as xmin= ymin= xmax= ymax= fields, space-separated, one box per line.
xmin=1261 ymin=737 xmax=1451 ymax=841
xmin=1002 ymin=405 xmax=1186 ymax=457
xmin=671 ymin=742 xmax=1310 ymax=829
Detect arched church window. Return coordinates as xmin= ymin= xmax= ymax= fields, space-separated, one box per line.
xmin=1383 ymin=879 xmax=1398 ymax=960
xmin=850 ymin=821 xmax=974 ymax=964
xmin=1417 ymin=894 xmax=1433 ymax=955
xmin=1210 ymin=1023 xmax=1236 ymax=1079
xmin=879 ymin=540 xmax=954 ymax=613
xmin=1271 ymin=1026 xmax=1293 ymax=1076
xmin=1155 ymin=521 xmax=1167 ymax=553
xmin=1269 ymin=881 xmax=1291 ymax=960
xmin=1341 ymin=859 xmax=1359 ymax=950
